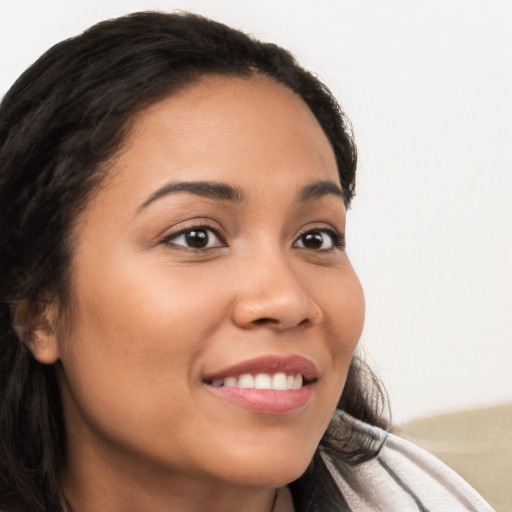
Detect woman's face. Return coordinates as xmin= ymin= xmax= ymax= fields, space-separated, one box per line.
xmin=45 ymin=75 xmax=364 ymax=493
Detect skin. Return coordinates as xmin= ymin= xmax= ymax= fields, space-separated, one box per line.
xmin=32 ymin=75 xmax=365 ymax=512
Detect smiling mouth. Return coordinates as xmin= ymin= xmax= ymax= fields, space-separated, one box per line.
xmin=205 ymin=371 xmax=314 ymax=415
xmin=204 ymin=356 xmax=318 ymax=415
xmin=207 ymin=372 xmax=305 ymax=391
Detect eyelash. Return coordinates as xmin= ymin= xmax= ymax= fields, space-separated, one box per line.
xmin=295 ymin=228 xmax=346 ymax=251
xmin=161 ymin=224 xmax=345 ymax=252
xmin=161 ymin=224 xmax=227 ymax=250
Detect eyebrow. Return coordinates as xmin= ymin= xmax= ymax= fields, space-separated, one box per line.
xmin=137 ymin=178 xmax=344 ymax=212
xmin=138 ymin=181 xmax=245 ymax=211
xmin=298 ymin=180 xmax=344 ymax=202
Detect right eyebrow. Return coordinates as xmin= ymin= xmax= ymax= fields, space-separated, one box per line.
xmin=297 ymin=180 xmax=344 ymax=202
xmin=137 ymin=181 xmax=246 ymax=212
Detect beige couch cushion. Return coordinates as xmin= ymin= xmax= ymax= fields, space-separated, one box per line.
xmin=398 ymin=403 xmax=512 ymax=512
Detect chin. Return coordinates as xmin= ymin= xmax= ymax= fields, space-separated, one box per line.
xmin=210 ymin=441 xmax=317 ymax=489
xmin=225 ymin=462 xmax=311 ymax=490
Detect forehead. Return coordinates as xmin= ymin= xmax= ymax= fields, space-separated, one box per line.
xmin=94 ymin=74 xmax=340 ymax=213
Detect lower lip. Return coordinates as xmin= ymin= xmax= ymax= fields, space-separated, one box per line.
xmin=207 ymin=384 xmax=313 ymax=415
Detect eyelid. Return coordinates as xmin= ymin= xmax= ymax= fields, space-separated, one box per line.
xmin=160 ymin=221 xmax=227 ymax=248
xmin=293 ymin=226 xmax=346 ymax=251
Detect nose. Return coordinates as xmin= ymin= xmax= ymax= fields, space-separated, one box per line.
xmin=231 ymin=251 xmax=324 ymax=330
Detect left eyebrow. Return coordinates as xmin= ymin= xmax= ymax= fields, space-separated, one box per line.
xmin=298 ymin=180 xmax=344 ymax=202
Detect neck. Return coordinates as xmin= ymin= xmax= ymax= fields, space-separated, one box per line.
xmin=60 ymin=449 xmax=293 ymax=512
xmin=62 ymin=473 xmax=284 ymax=512
xmin=60 ymin=409 xmax=296 ymax=512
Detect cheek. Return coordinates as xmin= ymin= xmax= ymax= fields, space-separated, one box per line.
xmin=326 ymin=271 xmax=365 ymax=354
xmin=57 ymin=262 xmax=224 ymax=432
xmin=68 ymin=254 xmax=220 ymax=349
xmin=321 ymin=272 xmax=365 ymax=409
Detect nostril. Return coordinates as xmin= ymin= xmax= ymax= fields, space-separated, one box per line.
xmin=253 ymin=317 xmax=278 ymax=326
xmin=297 ymin=318 xmax=310 ymax=328
xmin=251 ymin=317 xmax=312 ymax=329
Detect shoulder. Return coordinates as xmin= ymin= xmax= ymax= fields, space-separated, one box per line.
xmin=322 ymin=412 xmax=496 ymax=511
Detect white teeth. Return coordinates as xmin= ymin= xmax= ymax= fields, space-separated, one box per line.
xmin=254 ymin=373 xmax=272 ymax=389
xmin=272 ymin=372 xmax=288 ymax=390
xmin=224 ymin=376 xmax=238 ymax=387
xmin=237 ymin=374 xmax=254 ymax=388
xmin=292 ymin=374 xmax=303 ymax=390
xmin=210 ymin=372 xmax=304 ymax=390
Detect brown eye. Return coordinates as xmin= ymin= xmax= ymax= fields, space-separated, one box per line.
xmin=294 ymin=229 xmax=340 ymax=251
xmin=164 ymin=227 xmax=225 ymax=249
xmin=184 ymin=229 xmax=209 ymax=248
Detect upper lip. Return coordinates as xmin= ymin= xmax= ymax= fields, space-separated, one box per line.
xmin=203 ymin=355 xmax=318 ymax=383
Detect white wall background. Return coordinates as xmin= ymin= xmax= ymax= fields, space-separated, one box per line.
xmin=1 ymin=0 xmax=511 ymax=423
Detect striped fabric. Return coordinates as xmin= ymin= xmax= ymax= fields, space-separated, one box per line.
xmin=323 ymin=414 xmax=496 ymax=511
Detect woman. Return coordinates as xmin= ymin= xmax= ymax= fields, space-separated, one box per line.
xmin=0 ymin=11 xmax=494 ymax=512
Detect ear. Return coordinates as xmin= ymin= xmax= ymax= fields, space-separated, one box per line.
xmin=12 ymin=299 xmax=61 ymax=365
